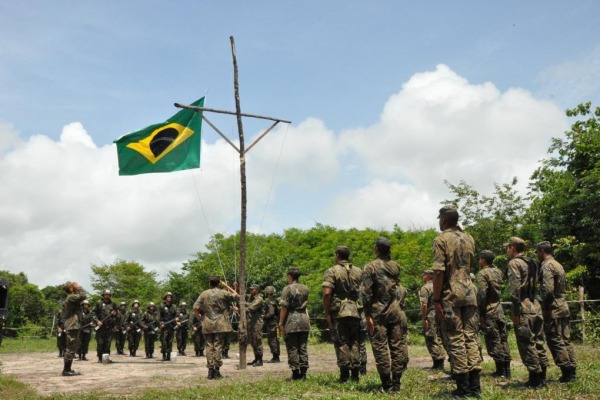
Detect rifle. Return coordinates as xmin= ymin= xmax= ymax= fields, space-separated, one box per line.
xmin=94 ymin=312 xmax=116 ymax=331
xmin=174 ymin=319 xmax=190 ymax=330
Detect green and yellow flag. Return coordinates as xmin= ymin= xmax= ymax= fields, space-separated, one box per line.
xmin=114 ymin=98 xmax=204 ymax=175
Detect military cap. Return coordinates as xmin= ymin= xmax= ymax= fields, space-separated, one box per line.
xmin=479 ymin=250 xmax=495 ymax=258
xmin=422 ymin=269 xmax=434 ymax=276
xmin=249 ymin=284 xmax=261 ymax=291
xmin=131 ymin=299 xmax=140 ymax=306
xmin=102 ymin=289 xmax=111 ymax=295
xmin=375 ymin=237 xmax=392 ymax=248
xmin=62 ymin=281 xmax=73 ymax=293
xmin=536 ymin=241 xmax=553 ymax=253
xmin=287 ymin=267 xmax=302 ymax=276
xmin=265 ymin=286 xmax=276 ymax=294
xmin=503 ymin=236 xmax=525 ymax=247
xmin=163 ymin=292 xmax=173 ymax=300
xmin=438 ymin=204 xmax=459 ymax=218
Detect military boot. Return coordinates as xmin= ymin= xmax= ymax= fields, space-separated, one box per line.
xmin=199 ymin=349 xmax=204 ymax=357
xmin=351 ymin=367 xmax=360 ymax=382
xmin=252 ymin=356 xmax=263 ymax=367
xmin=559 ymin=366 xmax=577 ymax=383
xmin=359 ymin=361 xmax=367 ymax=375
xmin=287 ymin=369 xmax=301 ymax=381
xmin=540 ymin=366 xmax=547 ymax=387
xmin=299 ymin=366 xmax=308 ymax=380
xmin=468 ymin=370 xmax=481 ymax=398
xmin=379 ymin=373 xmax=392 ymax=393
xmin=390 ymin=373 xmax=402 ymax=393
xmin=162 ymin=353 xmax=168 ymax=361
xmin=207 ymin=368 xmax=215 ymax=380
xmin=62 ymin=361 xmax=81 ymax=376
xmin=339 ymin=367 xmax=350 ymax=383
xmin=247 ymin=358 xmax=257 ymax=366
xmin=222 ymin=350 xmax=230 ymax=359
xmin=450 ymin=373 xmax=470 ymax=398
xmin=432 ymin=358 xmax=445 ymax=371
xmin=81 ymin=354 xmax=88 ymax=361
xmin=504 ymin=361 xmax=511 ymax=379
xmin=269 ymin=354 xmax=281 ymax=363
xmin=491 ymin=361 xmax=503 ymax=377
xmin=525 ymin=371 xmax=544 ymax=389
xmin=213 ymin=367 xmax=222 ymax=379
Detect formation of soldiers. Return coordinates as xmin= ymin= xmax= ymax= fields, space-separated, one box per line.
xmin=54 ymin=205 xmax=578 ymax=398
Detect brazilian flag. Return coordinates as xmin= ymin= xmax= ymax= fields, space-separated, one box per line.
xmin=114 ymin=97 xmax=204 ymax=175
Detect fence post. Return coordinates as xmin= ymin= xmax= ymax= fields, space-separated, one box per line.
xmin=579 ymin=286 xmax=585 ymax=344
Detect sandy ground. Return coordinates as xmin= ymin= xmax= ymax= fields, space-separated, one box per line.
xmin=1 ymin=347 xmax=438 ymax=397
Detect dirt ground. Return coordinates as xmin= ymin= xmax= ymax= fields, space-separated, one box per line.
xmin=1 ymin=346 xmax=436 ymax=397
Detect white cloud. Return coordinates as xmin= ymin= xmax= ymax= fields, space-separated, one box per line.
xmin=0 ymin=65 xmax=569 ymax=291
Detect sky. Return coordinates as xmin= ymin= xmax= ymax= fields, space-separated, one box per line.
xmin=1 ymin=1 xmax=599 ymax=291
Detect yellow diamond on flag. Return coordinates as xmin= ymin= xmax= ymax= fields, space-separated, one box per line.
xmin=126 ymin=122 xmax=195 ymax=164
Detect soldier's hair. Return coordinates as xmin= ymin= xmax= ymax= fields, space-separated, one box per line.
xmin=208 ymin=276 xmax=220 ymax=287
xmin=287 ymin=268 xmax=301 ymax=280
xmin=512 ymin=242 xmax=526 ymax=253
xmin=480 ymin=252 xmax=494 ymax=265
xmin=441 ymin=212 xmax=459 ymax=226
xmin=536 ymin=241 xmax=553 ymax=255
xmin=375 ymin=237 xmax=391 ymax=257
xmin=335 ymin=246 xmax=350 ymax=261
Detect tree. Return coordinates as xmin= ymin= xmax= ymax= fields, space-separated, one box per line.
xmin=90 ymin=260 xmax=160 ymax=304
xmin=529 ymin=102 xmax=600 ymax=296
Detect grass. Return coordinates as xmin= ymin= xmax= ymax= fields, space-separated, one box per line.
xmin=1 ymin=338 xmax=599 ymax=399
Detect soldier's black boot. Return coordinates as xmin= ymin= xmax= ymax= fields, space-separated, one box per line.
xmin=167 ymin=352 xmax=171 ymax=361
xmin=351 ymin=367 xmax=360 ymax=382
xmin=379 ymin=373 xmax=392 ymax=393
xmin=299 ymin=366 xmax=308 ymax=380
xmin=450 ymin=373 xmax=470 ymax=398
xmin=213 ymin=367 xmax=222 ymax=379
xmin=390 ymin=373 xmax=402 ymax=393
xmin=287 ymin=369 xmax=301 ymax=381
xmin=491 ymin=360 xmax=503 ymax=377
xmin=207 ymin=368 xmax=215 ymax=380
xmin=161 ymin=353 xmax=168 ymax=361
xmin=540 ymin=366 xmax=547 ymax=387
xmin=432 ymin=358 xmax=444 ymax=371
xmin=247 ymin=358 xmax=257 ymax=366
xmin=199 ymin=349 xmax=204 ymax=357
xmin=81 ymin=354 xmax=88 ymax=361
xmin=468 ymin=370 xmax=481 ymax=399
xmin=525 ymin=371 xmax=544 ymax=389
xmin=222 ymin=350 xmax=230 ymax=359
xmin=98 ymin=356 xmax=102 ymax=363
xmin=269 ymin=354 xmax=281 ymax=363
xmin=339 ymin=367 xmax=350 ymax=383
xmin=504 ymin=361 xmax=511 ymax=379
xmin=359 ymin=361 xmax=367 ymax=375
xmin=559 ymin=366 xmax=577 ymax=383
xmin=253 ymin=356 xmax=263 ymax=367
xmin=62 ymin=361 xmax=80 ymax=376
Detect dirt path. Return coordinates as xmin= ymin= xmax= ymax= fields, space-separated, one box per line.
xmin=1 ymin=348 xmax=436 ymax=397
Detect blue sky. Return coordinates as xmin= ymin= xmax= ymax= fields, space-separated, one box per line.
xmin=1 ymin=1 xmax=599 ymax=289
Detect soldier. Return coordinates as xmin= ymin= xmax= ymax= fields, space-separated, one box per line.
xmin=77 ymin=300 xmax=93 ymax=361
xmin=477 ymin=250 xmax=511 ymax=378
xmin=175 ymin=302 xmax=190 ymax=356
xmin=263 ymin=285 xmax=281 ymax=363
xmin=160 ymin=292 xmax=177 ymax=361
xmin=361 ymin=237 xmax=408 ymax=393
xmin=191 ymin=312 xmax=205 ymax=357
xmin=246 ymin=284 xmax=264 ymax=367
xmin=141 ymin=302 xmax=160 ymax=358
xmin=506 ymin=236 xmax=548 ymax=388
xmin=126 ymin=300 xmax=142 ymax=357
xmin=60 ymin=281 xmax=86 ymax=376
xmin=92 ymin=289 xmax=117 ymax=363
xmin=536 ymin=241 xmax=577 ymax=383
xmin=279 ymin=267 xmax=311 ymax=381
xmin=432 ymin=205 xmax=480 ymax=398
xmin=56 ymin=304 xmax=67 ymax=357
xmin=419 ymin=269 xmax=446 ymax=371
xmin=193 ymin=276 xmax=239 ymax=379
xmin=114 ymin=302 xmax=128 ymax=355
xmin=323 ymin=245 xmax=363 ymax=383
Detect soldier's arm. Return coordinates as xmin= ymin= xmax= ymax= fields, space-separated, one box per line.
xmin=540 ymin=263 xmax=554 ymax=310
xmin=477 ymin=273 xmax=488 ymax=317
xmin=247 ymin=296 xmax=263 ymax=312
xmin=506 ymin=260 xmax=522 ymax=318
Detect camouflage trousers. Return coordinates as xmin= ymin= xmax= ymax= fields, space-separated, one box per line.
xmin=482 ymin=317 xmax=511 ymax=362
xmin=160 ymin=327 xmax=174 ymax=354
xmin=440 ymin=305 xmax=481 ymax=374
xmin=114 ymin=329 xmax=126 ymax=352
xmin=370 ymin=313 xmax=409 ymax=377
xmin=204 ymin=332 xmax=227 ymax=368
xmin=332 ymin=317 xmax=361 ymax=369
xmin=515 ymin=311 xmax=548 ymax=373
xmin=176 ymin=328 xmax=188 ymax=352
xmin=248 ymin=322 xmax=263 ymax=357
xmin=64 ymin=330 xmax=80 ymax=363
xmin=95 ymin=327 xmax=113 ymax=357
xmin=193 ymin=330 xmax=205 ymax=354
xmin=359 ymin=319 xmax=368 ymax=366
xmin=57 ymin=331 xmax=67 ymax=353
xmin=424 ymin=312 xmax=445 ymax=361
xmin=78 ymin=330 xmax=92 ymax=355
xmin=544 ymin=316 xmax=576 ymax=369
xmin=284 ymin=332 xmax=309 ymax=371
xmin=144 ymin=332 xmax=157 ymax=356
xmin=265 ymin=326 xmax=280 ymax=357
xmin=127 ymin=329 xmax=141 ymax=352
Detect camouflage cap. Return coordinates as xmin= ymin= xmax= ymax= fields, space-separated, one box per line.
xmin=422 ymin=269 xmax=434 ymax=276
xmin=503 ymin=236 xmax=525 ymax=247
xmin=479 ymin=250 xmax=495 ymax=258
xmin=249 ymin=284 xmax=261 ymax=291
xmin=437 ymin=204 xmax=459 ymax=219
xmin=287 ymin=267 xmax=302 ymax=277
xmin=536 ymin=241 xmax=553 ymax=253
xmin=265 ymin=286 xmax=276 ymax=294
xmin=62 ymin=281 xmax=73 ymax=293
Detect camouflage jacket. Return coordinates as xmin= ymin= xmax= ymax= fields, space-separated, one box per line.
xmin=432 ymin=227 xmax=477 ymax=307
xmin=419 ymin=280 xmax=435 ymax=317
xmin=140 ymin=309 xmax=160 ymax=333
xmin=322 ymin=261 xmax=362 ymax=319
xmin=507 ymin=255 xmax=541 ymax=317
xmin=80 ymin=309 xmax=94 ymax=333
xmin=246 ymin=294 xmax=264 ymax=327
xmin=361 ymin=257 xmax=403 ymax=323
xmin=160 ymin=302 xmax=177 ymax=329
xmin=280 ymin=282 xmax=310 ymax=333
xmin=262 ymin=297 xmax=279 ymax=330
xmin=193 ymin=288 xmax=237 ymax=334
xmin=93 ymin=299 xmax=117 ymax=328
xmin=477 ymin=266 xmax=505 ymax=320
xmin=540 ymin=256 xmax=569 ymax=319
xmin=127 ymin=307 xmax=143 ymax=331
xmin=63 ymin=288 xmax=87 ymax=331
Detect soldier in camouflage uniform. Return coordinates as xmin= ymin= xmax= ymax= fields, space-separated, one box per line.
xmin=477 ymin=250 xmax=511 ymax=378
xmin=432 ymin=205 xmax=480 ymax=398
xmin=506 ymin=236 xmax=548 ymax=389
xmin=56 ymin=305 xmax=67 ymax=358
xmin=192 ymin=313 xmax=205 ymax=357
xmin=141 ymin=302 xmax=160 ymax=358
xmin=323 ymin=245 xmax=363 ymax=382
xmin=92 ymin=289 xmax=117 ymax=363
xmin=419 ymin=269 xmax=446 ymax=371
xmin=126 ymin=300 xmax=142 ymax=357
xmin=114 ymin=302 xmax=128 ymax=355
xmin=361 ymin=237 xmax=408 ymax=393
xmin=279 ymin=267 xmax=311 ymax=381
xmin=246 ymin=284 xmax=264 ymax=366
xmin=60 ymin=281 xmax=86 ymax=376
xmin=536 ymin=241 xmax=577 ymax=383
xmin=193 ymin=276 xmax=239 ymax=379
xmin=263 ymin=286 xmax=280 ymax=363
xmin=175 ymin=302 xmax=190 ymax=356
xmin=159 ymin=292 xmax=177 ymax=361
xmin=77 ymin=300 xmax=93 ymax=361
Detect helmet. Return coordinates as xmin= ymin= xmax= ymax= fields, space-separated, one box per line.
xmin=120 ymin=302 xmax=126 ymax=306
xmin=148 ymin=302 xmax=155 ymax=308
xmin=102 ymin=289 xmax=111 ymax=295
xmin=180 ymin=302 xmax=187 ymax=306
xmin=131 ymin=300 xmax=140 ymax=306
xmin=82 ymin=300 xmax=90 ymax=305
xmin=163 ymin=292 xmax=173 ymax=300
xmin=265 ymin=286 xmax=276 ymax=295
